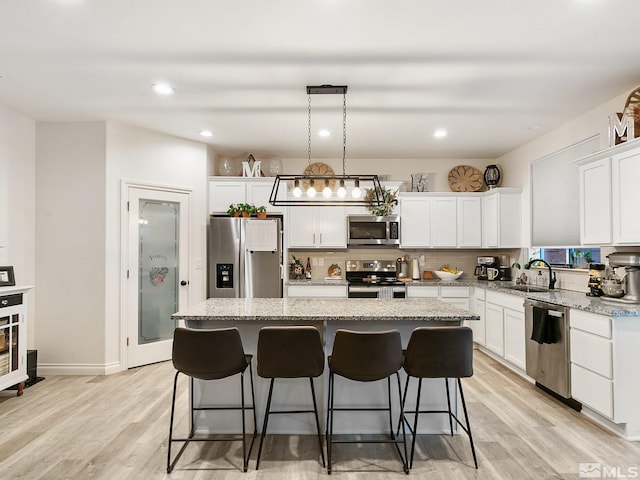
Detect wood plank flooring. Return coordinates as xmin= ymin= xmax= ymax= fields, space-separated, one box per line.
xmin=1 ymin=351 xmax=639 ymax=479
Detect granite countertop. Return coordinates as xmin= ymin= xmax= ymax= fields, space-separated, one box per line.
xmin=172 ymin=297 xmax=479 ymax=322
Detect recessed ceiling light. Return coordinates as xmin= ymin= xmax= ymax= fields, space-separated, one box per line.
xmin=318 ymin=129 xmax=330 ymax=137
xmin=433 ymin=128 xmax=448 ymax=138
xmin=527 ymin=124 xmax=542 ymax=130
xmin=152 ymin=83 xmax=175 ymax=95
xmin=200 ymin=130 xmax=213 ymax=137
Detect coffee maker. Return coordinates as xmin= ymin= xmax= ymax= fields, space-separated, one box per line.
xmin=498 ymin=254 xmax=512 ymax=281
xmin=474 ymin=256 xmax=499 ymax=281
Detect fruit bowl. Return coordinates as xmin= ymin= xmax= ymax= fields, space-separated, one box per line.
xmin=434 ymin=270 xmax=463 ymax=281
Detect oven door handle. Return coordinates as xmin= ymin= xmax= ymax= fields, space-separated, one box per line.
xmin=348 ymin=285 xmax=380 ymax=293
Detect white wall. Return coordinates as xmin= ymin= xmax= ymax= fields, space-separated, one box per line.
xmin=35 ymin=122 xmax=107 ymax=372
xmin=0 ymin=105 xmax=36 ymax=346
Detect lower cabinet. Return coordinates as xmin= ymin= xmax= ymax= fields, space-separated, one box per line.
xmin=286 ymin=284 xmax=347 ymax=298
xmin=484 ymin=290 xmax=525 ymax=370
xmin=469 ymin=287 xmax=486 ymax=346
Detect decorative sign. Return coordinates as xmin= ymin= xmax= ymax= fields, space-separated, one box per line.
xmin=608 ymin=93 xmax=640 ymax=146
xmin=242 ymin=154 xmax=262 ymax=177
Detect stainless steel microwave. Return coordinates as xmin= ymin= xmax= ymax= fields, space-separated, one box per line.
xmin=347 ymin=215 xmax=400 ymax=246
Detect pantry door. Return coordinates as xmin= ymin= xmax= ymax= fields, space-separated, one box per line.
xmin=126 ymin=185 xmax=190 ymax=368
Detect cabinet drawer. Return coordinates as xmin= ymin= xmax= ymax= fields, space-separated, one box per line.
xmin=486 ymin=290 xmax=524 ymax=312
xmin=0 ymin=294 xmax=23 ymax=308
xmin=407 ymin=286 xmax=438 ymax=298
xmin=571 ymin=364 xmax=613 ymax=418
xmin=570 ymin=329 xmax=612 ymax=378
xmin=440 ymin=287 xmax=469 ymax=298
xmin=474 ymin=287 xmax=486 ymax=301
xmin=287 ymin=285 xmax=347 ymax=298
xmin=570 ymin=310 xmax=611 ymax=338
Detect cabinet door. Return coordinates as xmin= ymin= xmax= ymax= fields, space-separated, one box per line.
xmin=287 ymin=206 xmax=316 ymax=247
xmin=580 ymin=158 xmax=612 ymax=245
xmin=482 ymin=194 xmax=499 ymax=247
xmin=504 ymin=308 xmax=525 ymax=370
xmin=612 ymin=150 xmax=640 ymax=243
xmin=246 ymin=180 xmax=285 ymax=214
xmin=457 ymin=197 xmax=482 ymax=247
xmin=399 ymin=197 xmax=430 ymax=247
xmin=209 ymin=181 xmax=246 ymax=214
xmin=485 ymin=303 xmax=504 ymax=356
xmin=470 ymin=297 xmax=486 ymax=346
xmin=430 ymin=197 xmax=457 ymax=247
xmin=317 ymin=206 xmax=347 ymax=247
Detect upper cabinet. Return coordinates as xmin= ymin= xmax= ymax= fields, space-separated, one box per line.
xmin=482 ymin=189 xmax=521 ymax=248
xmin=287 ymin=206 xmax=347 ymax=248
xmin=576 ymin=139 xmax=640 ymax=245
xmin=209 ymin=177 xmax=285 ymax=214
xmin=400 ymin=190 xmax=517 ymax=249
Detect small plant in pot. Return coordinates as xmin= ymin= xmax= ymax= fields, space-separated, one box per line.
xmin=237 ymin=203 xmax=254 ymax=217
xmin=256 ymin=206 xmax=268 ymax=218
xmin=227 ymin=204 xmax=240 ymax=217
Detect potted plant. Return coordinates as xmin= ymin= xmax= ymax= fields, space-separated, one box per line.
xmin=227 ymin=203 xmax=240 ymax=217
xmin=256 ymin=205 xmax=268 ymax=219
xmin=364 ymin=186 xmax=398 ymax=216
xmin=237 ymin=203 xmax=254 ymax=217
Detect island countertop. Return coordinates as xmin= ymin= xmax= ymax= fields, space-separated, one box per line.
xmin=171 ymin=297 xmax=479 ymax=322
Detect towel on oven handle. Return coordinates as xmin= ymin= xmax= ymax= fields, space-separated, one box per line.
xmin=531 ymin=307 xmax=558 ymax=344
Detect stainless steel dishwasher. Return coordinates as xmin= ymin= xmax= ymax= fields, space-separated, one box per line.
xmin=524 ymin=299 xmax=571 ymax=399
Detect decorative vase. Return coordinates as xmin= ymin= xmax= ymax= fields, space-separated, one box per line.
xmin=219 ymin=158 xmax=235 ymax=176
xmin=267 ymin=156 xmax=283 ymax=176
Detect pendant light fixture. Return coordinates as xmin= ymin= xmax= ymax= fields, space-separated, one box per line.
xmin=269 ymin=85 xmax=383 ymax=207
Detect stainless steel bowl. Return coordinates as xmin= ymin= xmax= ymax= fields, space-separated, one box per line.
xmin=601 ymin=280 xmax=625 ymax=298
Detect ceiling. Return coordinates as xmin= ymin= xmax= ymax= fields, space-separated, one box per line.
xmin=1 ymin=0 xmax=639 ymax=160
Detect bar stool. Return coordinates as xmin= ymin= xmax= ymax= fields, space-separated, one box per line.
xmin=402 ymin=326 xmax=478 ymax=469
xmin=255 ymin=326 xmax=326 ymax=469
xmin=326 ymin=329 xmax=409 ymax=474
xmin=167 ymin=327 xmax=257 ymax=473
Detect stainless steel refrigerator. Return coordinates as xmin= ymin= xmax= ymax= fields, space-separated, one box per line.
xmin=208 ymin=216 xmax=283 ymax=298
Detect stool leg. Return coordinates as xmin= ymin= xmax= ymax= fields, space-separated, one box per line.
xmin=458 ymin=379 xmax=478 ymax=469
xmin=167 ymin=371 xmax=180 ymax=473
xmin=445 ymin=378 xmax=454 ymax=436
xmin=240 ymin=371 xmax=248 ymax=472
xmin=410 ymin=377 xmax=423 ymax=470
xmin=255 ymin=378 xmax=275 ymax=470
xmin=327 ymin=372 xmax=335 ymax=475
xmin=387 ymin=376 xmax=394 ymax=439
xmin=396 ymin=374 xmax=411 ymax=436
xmin=396 ymin=372 xmax=410 ymax=474
xmin=309 ymin=377 xmax=326 ymax=468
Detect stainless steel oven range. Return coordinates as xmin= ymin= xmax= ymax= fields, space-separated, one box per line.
xmin=346 ymin=259 xmax=407 ymax=299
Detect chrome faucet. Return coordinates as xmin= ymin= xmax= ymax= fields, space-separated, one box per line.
xmin=524 ymin=259 xmax=557 ymax=289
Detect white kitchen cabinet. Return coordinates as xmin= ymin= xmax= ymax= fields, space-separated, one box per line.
xmin=612 ymin=148 xmax=640 ymax=243
xmin=481 ymin=189 xmax=521 ymax=248
xmin=287 ymin=206 xmax=347 ymax=248
xmin=286 ymin=284 xmax=347 ymax=298
xmin=504 ymin=308 xmax=526 ymax=370
xmin=456 ymin=197 xmax=482 ymax=247
xmin=209 ymin=178 xmax=284 ymax=214
xmin=469 ymin=287 xmax=486 ymax=346
xmin=0 ymin=287 xmax=31 ymax=396
xmin=399 ymin=196 xmax=430 ymax=247
xmin=579 ymin=158 xmax=612 ymax=245
xmin=406 ymin=285 xmax=469 ymax=310
xmin=485 ymin=302 xmax=504 ymax=357
xmin=430 ymin=197 xmax=457 ymax=247
xmin=484 ymin=290 xmax=525 ymax=370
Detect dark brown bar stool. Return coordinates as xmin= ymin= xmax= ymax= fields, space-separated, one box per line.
xmin=167 ymin=327 xmax=257 ymax=473
xmin=402 ymin=326 xmax=478 ymax=469
xmin=255 ymin=326 xmax=326 ymax=469
xmin=326 ymin=329 xmax=409 ymax=475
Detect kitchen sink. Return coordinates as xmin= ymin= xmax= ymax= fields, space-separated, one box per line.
xmin=504 ymin=285 xmax=549 ymax=293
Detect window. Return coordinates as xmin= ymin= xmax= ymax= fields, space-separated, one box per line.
xmin=530 ymin=247 xmax=601 ymax=268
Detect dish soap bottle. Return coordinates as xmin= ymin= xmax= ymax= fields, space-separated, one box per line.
xmin=536 ymin=270 xmax=544 ymax=286
xmin=305 ymin=257 xmax=312 ymax=280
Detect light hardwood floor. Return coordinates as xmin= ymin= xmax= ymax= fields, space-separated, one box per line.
xmin=1 ymin=351 xmax=639 ymax=480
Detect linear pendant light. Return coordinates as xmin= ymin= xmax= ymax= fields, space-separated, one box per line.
xmin=269 ymin=85 xmax=383 ymax=207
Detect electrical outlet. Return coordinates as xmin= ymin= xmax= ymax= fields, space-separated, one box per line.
xmin=318 ymin=257 xmax=324 ymax=267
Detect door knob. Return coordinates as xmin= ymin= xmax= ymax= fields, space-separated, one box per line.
xmin=180 ymin=280 xmax=189 ymax=286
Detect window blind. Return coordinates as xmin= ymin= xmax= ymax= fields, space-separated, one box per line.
xmin=531 ymin=136 xmax=599 ymax=247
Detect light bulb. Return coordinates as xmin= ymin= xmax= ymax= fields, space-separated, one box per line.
xmin=337 ymin=180 xmax=347 ymax=198
xmin=292 ymin=179 xmax=302 ymax=197
xmin=307 ymin=179 xmax=317 ymax=197
xmin=351 ymin=179 xmax=362 ymax=199
xmin=322 ymin=180 xmax=332 ymax=198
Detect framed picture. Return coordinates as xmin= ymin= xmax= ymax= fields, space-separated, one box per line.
xmin=0 ymin=266 xmax=16 ymax=287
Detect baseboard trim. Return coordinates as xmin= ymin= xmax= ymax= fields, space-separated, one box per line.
xmin=38 ymin=361 xmax=123 ymax=376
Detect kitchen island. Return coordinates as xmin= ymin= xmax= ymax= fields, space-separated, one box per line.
xmin=172 ymin=297 xmax=479 ymax=435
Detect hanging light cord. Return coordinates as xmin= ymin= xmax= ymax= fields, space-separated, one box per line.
xmin=342 ymin=91 xmax=347 ymax=176
xmin=307 ymin=93 xmax=312 ymax=167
